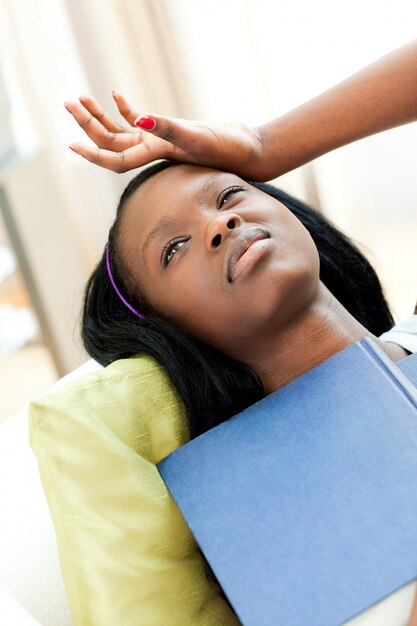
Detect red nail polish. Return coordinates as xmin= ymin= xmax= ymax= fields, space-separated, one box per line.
xmin=69 ymin=145 xmax=80 ymax=154
xmin=135 ymin=116 xmax=156 ymax=130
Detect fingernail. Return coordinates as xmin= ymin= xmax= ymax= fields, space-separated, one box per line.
xmin=63 ymin=103 xmax=71 ymax=113
xmin=135 ymin=116 xmax=156 ymax=130
xmin=69 ymin=145 xmax=80 ymax=154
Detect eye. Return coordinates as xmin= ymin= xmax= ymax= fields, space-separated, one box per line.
xmin=218 ymin=185 xmax=244 ymax=209
xmin=162 ymin=238 xmax=188 ymax=266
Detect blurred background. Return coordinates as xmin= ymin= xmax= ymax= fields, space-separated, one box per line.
xmin=0 ymin=0 xmax=416 ymax=421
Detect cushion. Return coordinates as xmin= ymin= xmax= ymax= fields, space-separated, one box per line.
xmin=29 ymin=354 xmax=239 ymax=626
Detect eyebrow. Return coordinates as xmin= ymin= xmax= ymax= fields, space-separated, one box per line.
xmin=142 ymin=213 xmax=178 ymax=265
xmin=141 ymin=173 xmax=228 ymax=265
xmin=198 ymin=173 xmax=227 ymax=201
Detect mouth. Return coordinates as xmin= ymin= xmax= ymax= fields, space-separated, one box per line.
xmin=226 ymin=226 xmax=270 ymax=282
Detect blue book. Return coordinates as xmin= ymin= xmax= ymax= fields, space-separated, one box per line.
xmin=158 ymin=340 xmax=417 ymax=626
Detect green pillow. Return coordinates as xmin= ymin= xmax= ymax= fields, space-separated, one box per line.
xmin=29 ymin=354 xmax=238 ymax=626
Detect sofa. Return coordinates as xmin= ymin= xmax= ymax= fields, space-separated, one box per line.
xmin=1 ymin=356 xmax=416 ymax=626
xmin=0 ymin=359 xmax=101 ymax=626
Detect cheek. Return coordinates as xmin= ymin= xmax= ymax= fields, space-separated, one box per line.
xmin=149 ymin=268 xmax=237 ymax=350
xmin=146 ymin=262 xmax=217 ymax=325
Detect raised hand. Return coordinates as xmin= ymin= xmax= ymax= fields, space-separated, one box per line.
xmin=65 ymin=41 xmax=417 ymax=183
xmin=64 ymin=92 xmax=267 ymax=180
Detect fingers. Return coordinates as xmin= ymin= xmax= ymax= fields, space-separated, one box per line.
xmin=64 ymin=99 xmax=142 ymax=151
xmin=68 ymin=142 xmax=163 ymax=174
xmin=65 ymin=91 xmax=212 ymax=172
xmin=112 ymin=90 xmax=198 ymax=155
xmin=133 ymin=113 xmax=208 ymax=157
xmin=78 ymin=94 xmax=128 ymax=133
xmin=67 ymin=142 xmax=129 ymax=173
xmin=112 ymin=91 xmax=142 ymax=127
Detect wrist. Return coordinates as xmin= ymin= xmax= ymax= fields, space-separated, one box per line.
xmin=250 ymin=123 xmax=278 ymax=182
xmin=254 ymin=114 xmax=321 ymax=181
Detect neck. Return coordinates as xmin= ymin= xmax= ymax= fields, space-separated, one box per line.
xmin=246 ymin=283 xmax=407 ymax=395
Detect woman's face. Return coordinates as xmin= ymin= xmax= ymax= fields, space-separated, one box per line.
xmin=118 ymin=164 xmax=320 ymax=361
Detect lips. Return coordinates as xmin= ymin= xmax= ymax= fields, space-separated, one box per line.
xmin=226 ymin=227 xmax=270 ymax=282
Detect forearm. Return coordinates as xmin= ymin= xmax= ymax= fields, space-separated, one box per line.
xmin=258 ymin=39 xmax=417 ymax=180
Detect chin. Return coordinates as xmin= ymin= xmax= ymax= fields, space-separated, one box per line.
xmin=253 ymin=263 xmax=320 ymax=331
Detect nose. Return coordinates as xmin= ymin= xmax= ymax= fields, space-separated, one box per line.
xmin=206 ymin=212 xmax=241 ymax=250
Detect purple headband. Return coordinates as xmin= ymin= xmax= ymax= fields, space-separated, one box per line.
xmin=105 ymin=244 xmax=145 ymax=320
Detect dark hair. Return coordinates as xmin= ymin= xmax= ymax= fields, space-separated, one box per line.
xmin=82 ymin=160 xmax=394 ymax=438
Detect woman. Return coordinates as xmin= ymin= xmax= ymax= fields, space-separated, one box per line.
xmin=79 ymin=159 xmax=407 ymax=440
xmin=66 ymin=40 xmax=417 ymax=622
xmin=65 ymin=40 xmax=417 ymax=435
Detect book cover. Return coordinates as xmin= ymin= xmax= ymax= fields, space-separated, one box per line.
xmin=398 ymin=351 xmax=417 ymax=387
xmin=158 ymin=340 xmax=417 ymax=626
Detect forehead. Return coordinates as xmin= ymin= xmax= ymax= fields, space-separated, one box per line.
xmin=119 ymin=164 xmax=240 ymax=253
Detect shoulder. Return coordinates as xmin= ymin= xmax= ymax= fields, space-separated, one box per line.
xmin=379 ymin=314 xmax=417 ymax=354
